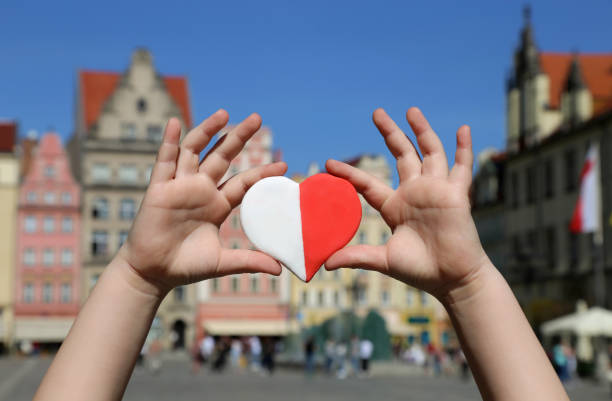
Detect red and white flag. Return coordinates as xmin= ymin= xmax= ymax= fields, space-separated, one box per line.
xmin=570 ymin=143 xmax=601 ymax=234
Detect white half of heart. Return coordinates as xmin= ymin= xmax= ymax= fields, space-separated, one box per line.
xmin=240 ymin=176 xmax=308 ymax=281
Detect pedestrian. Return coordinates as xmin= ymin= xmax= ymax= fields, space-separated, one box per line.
xmin=261 ymin=338 xmax=276 ymax=375
xmin=249 ymin=336 xmax=262 ymax=371
xmin=304 ymin=336 xmax=316 ymax=377
xmin=33 ymin=108 xmax=571 ymax=400
xmin=335 ymin=342 xmax=348 ymax=379
xmin=359 ymin=338 xmax=373 ymax=378
xmin=324 ymin=339 xmax=335 ymax=374
xmin=350 ymin=335 xmax=360 ymax=376
xmin=230 ymin=338 xmax=243 ymax=369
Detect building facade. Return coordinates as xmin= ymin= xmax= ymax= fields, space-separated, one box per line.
xmin=473 ymin=9 xmax=612 ymax=321
xmin=70 ymin=49 xmax=196 ymax=350
xmin=195 ymin=127 xmax=295 ymax=340
xmin=14 ymin=133 xmax=81 ymax=345
xmin=0 ymin=121 xmax=18 ymax=351
xmin=290 ymin=155 xmax=446 ymax=346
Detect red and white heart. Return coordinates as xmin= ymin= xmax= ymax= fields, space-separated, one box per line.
xmin=241 ymin=173 xmax=362 ymax=282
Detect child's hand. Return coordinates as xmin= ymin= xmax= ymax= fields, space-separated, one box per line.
xmin=117 ymin=110 xmax=287 ymax=295
xmin=325 ymin=108 xmax=489 ymax=300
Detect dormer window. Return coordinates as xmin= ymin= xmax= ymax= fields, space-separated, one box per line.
xmin=137 ymin=98 xmax=147 ymax=113
xmin=44 ymin=165 xmax=56 ymax=179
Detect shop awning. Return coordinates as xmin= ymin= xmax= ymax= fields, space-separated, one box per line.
xmin=15 ymin=317 xmax=75 ymax=342
xmin=203 ymin=319 xmax=299 ymax=336
xmin=387 ymin=321 xmax=420 ymax=336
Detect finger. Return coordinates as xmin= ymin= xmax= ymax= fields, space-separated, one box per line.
xmin=149 ymin=118 xmax=181 ymax=184
xmin=372 ymin=108 xmax=421 ymax=181
xmin=216 ymin=249 xmax=282 ymax=276
xmin=175 ymin=109 xmax=229 ymax=178
xmin=325 ymin=245 xmax=388 ymax=273
xmin=199 ymin=113 xmax=262 ymax=182
xmin=219 ymin=162 xmax=288 ymax=208
xmin=449 ymin=125 xmax=474 ymax=188
xmin=406 ymin=107 xmax=449 ymax=178
xmin=325 ymin=159 xmax=393 ymax=211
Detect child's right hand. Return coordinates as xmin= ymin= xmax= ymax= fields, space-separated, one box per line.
xmin=325 ymin=108 xmax=490 ymax=302
xmin=117 ymin=110 xmax=287 ymax=296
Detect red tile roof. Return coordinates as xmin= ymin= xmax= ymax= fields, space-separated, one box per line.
xmin=0 ymin=121 xmax=17 ymax=152
xmin=79 ymin=70 xmax=192 ymax=131
xmin=540 ymin=53 xmax=612 ymax=115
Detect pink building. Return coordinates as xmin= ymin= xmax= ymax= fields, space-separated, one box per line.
xmin=14 ymin=133 xmax=81 ymax=345
xmin=195 ymin=127 xmax=293 ymax=340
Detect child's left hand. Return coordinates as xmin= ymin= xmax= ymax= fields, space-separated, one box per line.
xmin=117 ymin=110 xmax=287 ymax=295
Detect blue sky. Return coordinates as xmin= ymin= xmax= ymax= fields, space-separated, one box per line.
xmin=1 ymin=0 xmax=611 ymax=179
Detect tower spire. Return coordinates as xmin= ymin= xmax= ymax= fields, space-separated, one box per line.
xmin=565 ymin=53 xmax=586 ymax=92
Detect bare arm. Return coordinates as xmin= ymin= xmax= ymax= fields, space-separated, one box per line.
xmin=325 ymin=108 xmax=568 ymax=401
xmin=34 ymin=110 xmax=287 ymax=401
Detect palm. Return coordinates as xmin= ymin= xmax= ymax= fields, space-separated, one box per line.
xmin=119 ymin=111 xmax=287 ymax=293
xmin=326 ymin=108 xmax=486 ymax=298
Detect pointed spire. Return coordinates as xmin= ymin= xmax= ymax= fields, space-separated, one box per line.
xmin=514 ymin=4 xmax=540 ymax=80
xmin=565 ymin=53 xmax=586 ymax=92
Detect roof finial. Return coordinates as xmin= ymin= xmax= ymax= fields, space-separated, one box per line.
xmin=523 ymin=4 xmax=531 ymax=24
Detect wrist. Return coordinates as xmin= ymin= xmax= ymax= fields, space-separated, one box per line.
xmin=109 ymin=253 xmax=169 ymax=301
xmin=436 ymin=256 xmax=499 ymax=312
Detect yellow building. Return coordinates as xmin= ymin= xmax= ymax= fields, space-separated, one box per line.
xmin=0 ymin=121 xmax=19 ymax=350
xmin=289 ymin=156 xmax=447 ymax=347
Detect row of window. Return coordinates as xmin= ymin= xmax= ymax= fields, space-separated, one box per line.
xmin=92 ymin=197 xmax=137 ymax=220
xmin=511 ymin=225 xmax=588 ymax=269
xmin=120 ymin=122 xmax=163 ymax=142
xmin=23 ymin=215 xmax=73 ymax=233
xmin=298 ymin=288 xmax=429 ymax=308
xmin=91 ymin=230 xmax=129 ymax=256
xmin=510 ymin=149 xmax=578 ymax=208
xmin=22 ymin=282 xmax=72 ymax=304
xmin=90 ymin=163 xmax=152 ymax=184
xmin=26 ymin=191 xmax=72 ymax=205
xmin=22 ymin=247 xmax=74 ymax=267
xmin=357 ymin=230 xmax=390 ymax=245
xmin=210 ymin=275 xmax=279 ymax=294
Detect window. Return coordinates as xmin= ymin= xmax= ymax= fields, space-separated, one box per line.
xmin=317 ymin=269 xmax=325 ymax=280
xmin=231 ymin=240 xmax=240 ymax=249
xmin=380 ymin=231 xmax=389 ymax=245
xmin=546 ymin=227 xmax=557 ymax=269
xmin=147 ymin=125 xmax=163 ymax=142
xmin=212 ymin=278 xmax=220 ymax=293
xmin=118 ymin=165 xmax=138 ymax=183
xmin=568 ymin=229 xmax=579 ymax=270
xmin=317 ymin=290 xmax=324 ymax=306
xmin=23 ymin=283 xmax=34 ymax=303
xmin=544 ymin=158 xmax=554 ymax=198
xmin=565 ymin=150 xmax=576 ymax=192
xmin=174 ymin=286 xmax=185 ymax=302
xmin=43 ymin=216 xmax=54 ymax=233
xmin=270 ymin=276 xmax=278 ymax=293
xmin=26 ymin=191 xmax=37 ymax=202
xmin=43 ymin=192 xmax=56 ymax=204
xmin=333 ymin=290 xmax=340 ymax=306
xmin=91 ymin=163 xmax=111 ymax=183
xmin=92 ymin=197 xmax=109 ymax=219
xmin=510 ymin=171 xmax=519 ymax=208
xmin=137 ymin=98 xmax=147 ymax=113
xmin=43 ymin=248 xmax=54 ymax=266
xmin=381 ymin=290 xmax=390 ymax=306
xmin=61 ymin=283 xmax=72 ymax=303
xmin=119 ymin=198 xmax=136 ymax=220
xmin=406 ymin=288 xmax=414 ymax=306
xmin=92 ymin=230 xmax=108 ymax=256
xmin=358 ymin=231 xmax=366 ymax=244
xmin=23 ymin=248 xmax=36 ymax=266
xmin=420 ymin=291 xmax=429 ymax=306
xmin=333 ymin=270 xmax=340 ymax=280
xmin=43 ymin=283 xmax=53 ymax=303
xmin=61 ymin=249 xmax=73 ymax=266
xmin=90 ymin=274 xmax=100 ymax=290
xmin=231 ymin=276 xmax=240 ymax=292
xmin=61 ymin=217 xmax=73 ymax=233
xmin=357 ymin=288 xmax=367 ymax=305
xmin=118 ymin=230 xmax=129 ymax=248
xmin=44 ymin=165 xmax=55 ymax=178
xmin=301 ymin=290 xmax=308 ymax=306
xmin=251 ymin=275 xmax=259 ymax=293
xmin=526 ymin=166 xmax=536 ymax=204
xmin=61 ymin=192 xmax=72 ymax=204
xmin=527 ymin=229 xmax=538 ymax=255
xmin=145 ymin=165 xmax=153 ymax=182
xmin=121 ymin=122 xmax=136 ymax=140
